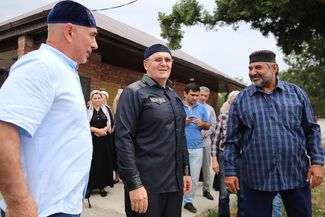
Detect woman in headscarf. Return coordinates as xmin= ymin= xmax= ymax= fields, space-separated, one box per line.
xmin=86 ymin=90 xmax=115 ymax=198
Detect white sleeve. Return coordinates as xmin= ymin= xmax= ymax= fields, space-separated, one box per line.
xmin=0 ymin=59 xmax=55 ymax=137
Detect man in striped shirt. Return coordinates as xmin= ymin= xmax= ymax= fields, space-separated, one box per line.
xmin=224 ymin=50 xmax=324 ymax=217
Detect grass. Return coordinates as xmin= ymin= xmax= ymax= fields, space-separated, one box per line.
xmin=310 ymin=166 xmax=325 ymax=217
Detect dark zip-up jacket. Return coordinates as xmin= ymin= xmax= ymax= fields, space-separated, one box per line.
xmin=115 ymin=74 xmax=190 ymax=193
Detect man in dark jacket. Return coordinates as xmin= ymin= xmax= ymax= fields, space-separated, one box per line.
xmin=115 ymin=44 xmax=192 ymax=217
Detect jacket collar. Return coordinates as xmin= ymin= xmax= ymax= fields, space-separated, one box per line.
xmin=142 ymin=74 xmax=173 ymax=89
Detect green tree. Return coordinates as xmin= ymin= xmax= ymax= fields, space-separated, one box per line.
xmin=159 ymin=0 xmax=325 ymax=117
xmin=159 ymin=0 xmax=325 ymax=60
xmin=279 ymin=44 xmax=325 ymax=118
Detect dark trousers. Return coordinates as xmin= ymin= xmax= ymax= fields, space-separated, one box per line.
xmin=125 ymin=190 xmax=183 ymax=217
xmin=1 ymin=210 xmax=79 ymax=217
xmin=243 ymin=183 xmax=312 ymax=217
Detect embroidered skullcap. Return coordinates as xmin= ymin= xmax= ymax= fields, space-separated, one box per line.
xmin=47 ymin=0 xmax=96 ymax=28
xmin=144 ymin=44 xmax=171 ymax=59
xmin=249 ymin=50 xmax=276 ymax=64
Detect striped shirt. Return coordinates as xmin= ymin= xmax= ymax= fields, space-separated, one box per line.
xmin=224 ymin=80 xmax=324 ymax=191
xmin=211 ymin=103 xmax=230 ymax=156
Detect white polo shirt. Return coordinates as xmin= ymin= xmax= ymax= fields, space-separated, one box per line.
xmin=0 ymin=44 xmax=92 ymax=216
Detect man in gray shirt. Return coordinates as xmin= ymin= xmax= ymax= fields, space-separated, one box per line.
xmin=199 ymin=86 xmax=217 ymax=200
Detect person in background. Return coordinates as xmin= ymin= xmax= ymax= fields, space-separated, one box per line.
xmin=0 ymin=1 xmax=98 ymax=216
xmin=212 ymin=91 xmax=244 ymax=217
xmin=112 ymin=88 xmax=123 ymax=115
xmin=115 ymin=44 xmax=191 ymax=217
xmin=183 ymin=83 xmax=210 ymax=213
xmin=86 ymin=90 xmax=115 ymax=198
xmin=111 ymin=89 xmax=123 ymax=184
xmin=101 ymin=89 xmax=120 ymax=184
xmin=224 ymin=50 xmax=324 ymax=217
xmin=198 ymin=86 xmax=217 ymax=201
xmin=272 ymin=193 xmax=283 ymax=217
xmin=100 ymin=90 xmax=110 ymax=106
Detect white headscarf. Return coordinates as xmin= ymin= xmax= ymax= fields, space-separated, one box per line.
xmin=220 ymin=90 xmax=240 ymax=115
xmin=87 ymin=90 xmax=112 ymax=133
xmin=100 ymin=90 xmax=109 ymax=106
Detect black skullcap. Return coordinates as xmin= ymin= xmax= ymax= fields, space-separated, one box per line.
xmin=144 ymin=44 xmax=171 ymax=59
xmin=249 ymin=50 xmax=276 ymax=64
xmin=47 ymin=0 xmax=96 ymax=28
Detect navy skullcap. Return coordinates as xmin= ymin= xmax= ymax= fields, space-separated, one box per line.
xmin=47 ymin=0 xmax=96 ymax=28
xmin=249 ymin=50 xmax=276 ymax=64
xmin=144 ymin=44 xmax=171 ymax=59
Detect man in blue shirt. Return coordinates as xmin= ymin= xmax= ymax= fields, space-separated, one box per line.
xmin=0 ymin=1 xmax=98 ymax=217
xmin=224 ymin=50 xmax=324 ymax=217
xmin=183 ymin=83 xmax=210 ymax=213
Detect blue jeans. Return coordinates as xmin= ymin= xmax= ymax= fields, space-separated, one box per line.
xmin=272 ymin=193 xmax=282 ymax=217
xmin=183 ymin=148 xmax=203 ymax=204
xmin=1 ymin=210 xmax=79 ymax=217
xmin=218 ymin=151 xmax=245 ymax=217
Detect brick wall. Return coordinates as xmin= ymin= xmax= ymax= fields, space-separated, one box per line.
xmin=17 ymin=35 xmax=37 ymax=58
xmin=14 ymin=36 xmax=219 ymax=112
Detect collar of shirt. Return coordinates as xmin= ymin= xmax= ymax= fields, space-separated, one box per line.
xmin=142 ymin=74 xmax=173 ymax=89
xmin=249 ymin=79 xmax=286 ymax=96
xmin=183 ymin=101 xmax=199 ymax=109
xmin=40 ymin=43 xmax=78 ymax=71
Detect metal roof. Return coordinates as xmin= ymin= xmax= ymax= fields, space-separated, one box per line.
xmin=0 ymin=1 xmax=246 ymax=92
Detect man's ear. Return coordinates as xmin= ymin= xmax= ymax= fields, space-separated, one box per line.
xmin=272 ymin=64 xmax=279 ymax=74
xmin=63 ymin=23 xmax=74 ymax=42
xmin=143 ymin=60 xmax=148 ymax=71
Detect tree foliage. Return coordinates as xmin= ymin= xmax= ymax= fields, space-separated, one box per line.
xmin=159 ymin=0 xmax=325 ymax=117
xmin=159 ymin=0 xmax=325 ymax=60
xmin=279 ymin=42 xmax=325 ymax=118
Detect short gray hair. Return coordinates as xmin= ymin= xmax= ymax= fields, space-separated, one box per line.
xmin=200 ymin=86 xmax=210 ymax=93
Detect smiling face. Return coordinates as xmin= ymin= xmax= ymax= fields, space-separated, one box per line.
xmin=143 ymin=52 xmax=173 ymax=87
xmin=199 ymin=91 xmax=210 ymax=104
xmin=91 ymin=93 xmax=102 ymax=107
xmin=248 ymin=62 xmax=278 ymax=91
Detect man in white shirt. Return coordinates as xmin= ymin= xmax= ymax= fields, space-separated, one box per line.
xmin=0 ymin=1 xmax=98 ymax=217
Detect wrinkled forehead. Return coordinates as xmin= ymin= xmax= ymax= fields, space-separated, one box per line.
xmin=149 ymin=51 xmax=172 ymax=58
xmin=249 ymin=61 xmax=269 ymax=68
